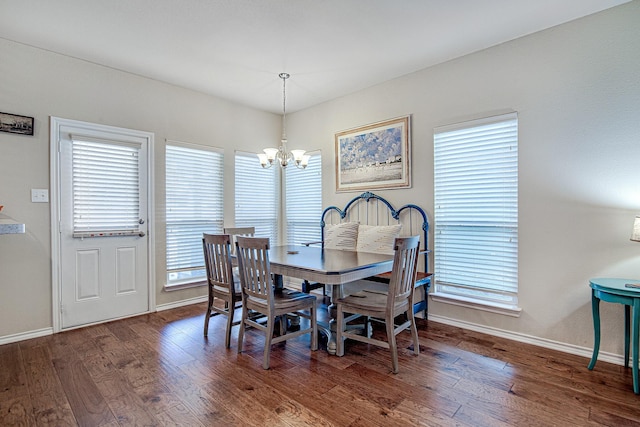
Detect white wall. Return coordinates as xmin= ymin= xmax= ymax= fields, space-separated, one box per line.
xmin=287 ymin=2 xmax=640 ymax=356
xmin=0 ymin=37 xmax=280 ymax=338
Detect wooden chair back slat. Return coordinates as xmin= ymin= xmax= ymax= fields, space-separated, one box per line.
xmin=388 ymin=236 xmax=420 ymax=304
xmin=235 ymin=236 xmax=273 ymax=303
xmin=203 ymin=233 xmax=235 ymax=292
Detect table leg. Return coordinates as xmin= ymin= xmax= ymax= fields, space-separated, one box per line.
xmin=273 ymin=273 xmax=283 ymax=290
xmin=633 ymin=299 xmax=640 ymax=394
xmin=326 ymin=284 xmax=345 ymax=355
xmin=588 ymin=290 xmax=600 ymax=370
xmin=625 ymin=305 xmax=631 ymax=368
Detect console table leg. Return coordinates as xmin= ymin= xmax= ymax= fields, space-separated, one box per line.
xmin=625 ymin=305 xmax=631 ymax=368
xmin=588 ymin=291 xmax=600 ymax=370
xmin=633 ymin=299 xmax=640 ymax=394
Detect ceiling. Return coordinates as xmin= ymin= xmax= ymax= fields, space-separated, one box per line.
xmin=0 ymin=0 xmax=629 ymax=114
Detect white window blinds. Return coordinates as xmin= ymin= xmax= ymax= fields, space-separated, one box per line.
xmin=166 ymin=143 xmax=224 ymax=284
xmin=434 ymin=113 xmax=518 ymax=308
xmin=235 ymin=152 xmax=279 ymax=244
xmin=285 ymin=152 xmax=322 ymax=245
xmin=71 ymin=137 xmax=141 ymax=237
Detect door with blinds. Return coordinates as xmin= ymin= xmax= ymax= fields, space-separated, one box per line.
xmin=54 ymin=118 xmax=151 ymax=329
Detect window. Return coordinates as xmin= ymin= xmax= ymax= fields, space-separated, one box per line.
xmin=285 ymin=151 xmax=322 ymax=245
xmin=433 ymin=113 xmax=519 ymax=315
xmin=71 ymin=137 xmax=141 ymax=237
xmin=235 ymin=151 xmax=279 ymax=244
xmin=166 ymin=142 xmax=224 ymax=287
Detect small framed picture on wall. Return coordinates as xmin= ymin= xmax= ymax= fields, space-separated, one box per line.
xmin=0 ymin=112 xmax=34 ymax=136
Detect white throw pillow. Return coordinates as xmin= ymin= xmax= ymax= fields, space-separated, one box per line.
xmin=356 ymin=224 xmax=402 ymax=255
xmin=324 ymin=222 xmax=359 ymax=251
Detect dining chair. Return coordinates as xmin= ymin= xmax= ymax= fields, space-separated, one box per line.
xmin=223 ymin=227 xmax=255 ymax=253
xmin=235 ymin=236 xmax=318 ymax=369
xmin=336 ymin=235 xmax=421 ymax=373
xmin=202 ymin=233 xmax=242 ymax=348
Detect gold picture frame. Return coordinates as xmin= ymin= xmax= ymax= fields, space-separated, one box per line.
xmin=335 ymin=115 xmax=410 ymax=192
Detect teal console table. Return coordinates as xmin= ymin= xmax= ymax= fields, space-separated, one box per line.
xmin=588 ymin=277 xmax=640 ymax=394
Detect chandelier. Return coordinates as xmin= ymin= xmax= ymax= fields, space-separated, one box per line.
xmin=258 ymin=73 xmax=309 ymax=169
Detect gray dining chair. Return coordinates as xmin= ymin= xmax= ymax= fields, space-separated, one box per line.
xmin=223 ymin=227 xmax=255 ymax=258
xmin=335 ymin=235 xmax=421 ymax=373
xmin=202 ymin=233 xmax=242 ymax=348
xmin=235 ymin=236 xmax=318 ymax=369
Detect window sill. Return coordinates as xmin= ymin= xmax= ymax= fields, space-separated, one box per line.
xmin=430 ymin=292 xmax=522 ymax=317
xmin=164 ymin=280 xmax=207 ymax=292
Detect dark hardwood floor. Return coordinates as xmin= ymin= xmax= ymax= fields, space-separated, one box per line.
xmin=2 ymin=297 xmax=640 ymax=426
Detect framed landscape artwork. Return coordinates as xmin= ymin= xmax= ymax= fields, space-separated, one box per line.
xmin=0 ymin=112 xmax=34 ymax=136
xmin=335 ymin=115 xmax=411 ymax=192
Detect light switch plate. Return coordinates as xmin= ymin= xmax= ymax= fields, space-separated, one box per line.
xmin=31 ymin=189 xmax=49 ymax=203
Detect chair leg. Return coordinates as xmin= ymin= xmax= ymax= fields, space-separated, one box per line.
xmin=204 ymin=294 xmax=213 ymax=336
xmin=387 ymin=316 xmax=399 ymax=374
xmin=365 ymin=316 xmax=372 ymax=338
xmin=279 ymin=315 xmax=286 ymax=336
xmin=224 ymin=299 xmax=235 ymax=349
xmin=310 ymin=302 xmax=318 ymax=351
xmin=408 ymin=309 xmax=420 ymax=355
xmin=263 ymin=317 xmax=275 ymax=370
xmin=237 ymin=304 xmax=248 ymax=354
xmin=336 ymin=304 xmax=345 ymax=357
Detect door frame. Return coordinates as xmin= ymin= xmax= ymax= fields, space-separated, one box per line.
xmin=50 ymin=117 xmax=156 ymax=332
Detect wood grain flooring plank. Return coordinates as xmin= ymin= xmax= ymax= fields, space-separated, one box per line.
xmin=104 ymin=320 xmax=141 ymax=342
xmin=52 ymin=355 xmax=115 ymax=426
xmin=388 ymin=398 xmax=466 ymax=427
xmin=0 ymin=395 xmax=34 ymax=427
xmin=0 ymin=343 xmax=28 ymax=401
xmin=218 ymin=359 xmax=331 ymax=427
xmin=508 ymin=376 xmax=610 ymax=425
xmin=21 ymin=344 xmax=77 ymax=426
xmin=321 ymin=384 xmax=405 ymax=427
xmin=154 ymin=402 xmax=205 ymax=427
xmin=344 ymin=362 xmax=463 ymax=419
xmin=588 ymin=406 xmax=640 ymax=427
xmin=132 ymin=380 xmax=184 ymax=414
xmin=455 ymin=376 xmax=591 ymax=427
xmin=201 ymin=377 xmax=283 ymax=426
xmin=92 ymin=369 xmax=161 ymax=426
xmin=452 ymin=404 xmax=522 ymax=427
xmin=171 ymin=382 xmax=245 ymax=426
xmin=102 ymin=345 xmax=156 ymax=388
xmin=30 ymin=391 xmax=77 ymax=427
xmin=302 ymin=358 xmax=407 ymax=411
xmin=272 ymin=399 xmax=334 ymax=427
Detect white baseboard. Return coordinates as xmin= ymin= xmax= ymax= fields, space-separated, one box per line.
xmin=0 ymin=327 xmax=53 ymax=345
xmin=156 ymin=295 xmax=208 ymax=312
xmin=0 ymin=297 xmax=207 ymax=345
xmin=428 ymin=313 xmax=625 ymax=367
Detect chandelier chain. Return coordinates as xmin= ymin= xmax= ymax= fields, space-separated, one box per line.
xmin=280 ymin=72 xmax=289 ymax=142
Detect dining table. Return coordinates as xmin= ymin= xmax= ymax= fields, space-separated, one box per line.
xmin=267 ymin=245 xmax=396 ymax=354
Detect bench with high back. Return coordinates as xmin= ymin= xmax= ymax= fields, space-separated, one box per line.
xmin=303 ymin=191 xmax=431 ymax=317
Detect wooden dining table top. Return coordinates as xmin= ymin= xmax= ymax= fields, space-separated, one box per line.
xmin=267 ymin=245 xmax=395 ymax=285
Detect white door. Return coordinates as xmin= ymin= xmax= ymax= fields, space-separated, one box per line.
xmin=52 ymin=118 xmax=152 ymax=329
